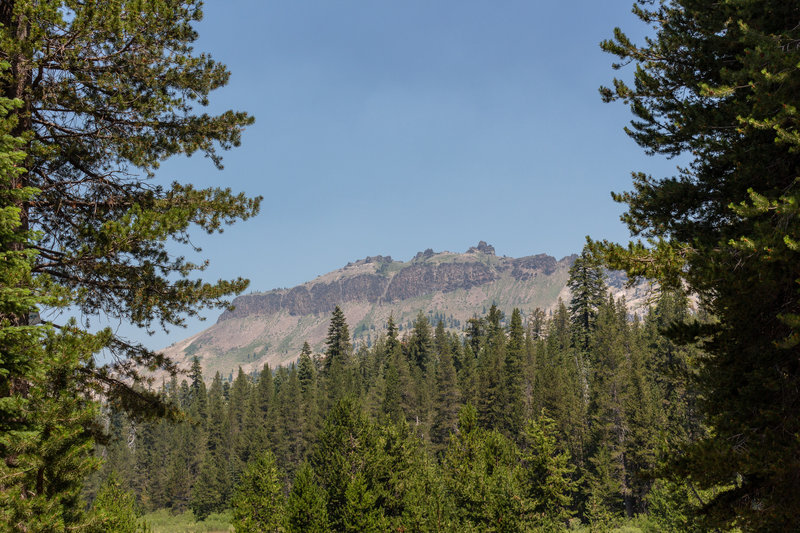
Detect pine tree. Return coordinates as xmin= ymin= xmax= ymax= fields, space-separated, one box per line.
xmin=228 ymin=368 xmax=251 ymax=474
xmin=0 ymin=326 xmax=106 ymax=530
xmin=457 ymin=343 xmax=478 ymax=408
xmin=87 ymin=475 xmax=148 ymax=533
xmin=568 ymin=248 xmax=607 ymax=351
xmin=587 ymin=296 xmax=634 ymax=519
xmin=541 ymin=301 xmax=589 ymax=473
xmin=0 ymin=78 xmax=110 ymax=529
xmin=382 ymin=316 xmax=413 ymax=425
xmin=323 ymin=306 xmax=353 ymax=405
xmin=0 ymin=0 xmax=259 ymax=407
xmin=230 ymin=451 xmax=286 ymax=533
xmin=477 ymin=306 xmax=505 ymax=430
xmin=243 ymin=363 xmax=274 ymax=462
xmin=434 ymin=319 xmax=450 ymax=359
xmin=597 ymin=1 xmax=800 ymax=527
xmin=311 ymin=398 xmax=378 ymax=532
xmin=464 ymin=315 xmax=485 ymax=358
xmin=442 ymin=404 xmax=528 ymax=532
xmin=190 ymin=373 xmax=230 ymax=519
xmin=324 ymin=306 xmax=351 ymax=371
xmin=407 ymin=311 xmax=434 ymax=371
xmin=521 ymin=411 xmax=576 ymax=531
xmin=297 ymin=343 xmax=319 ymax=456
xmin=0 ymin=2 xmax=258 ymax=526
xmin=286 ymin=462 xmax=329 ymax=533
xmin=275 ymin=365 xmax=303 ymax=474
xmin=502 ymin=308 xmax=526 ymax=439
xmin=430 ymin=347 xmax=461 ymax=454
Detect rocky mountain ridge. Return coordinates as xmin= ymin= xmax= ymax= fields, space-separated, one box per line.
xmin=161 ymin=243 xmax=648 ymax=378
xmin=218 ymin=243 xmax=564 ymax=321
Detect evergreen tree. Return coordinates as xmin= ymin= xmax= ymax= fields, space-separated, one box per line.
xmin=567 ymin=248 xmax=607 ymax=350
xmin=442 ymin=404 xmax=528 ymax=532
xmin=297 ymin=343 xmax=319 ymax=456
xmin=275 ymin=365 xmax=303 ymax=474
xmin=311 ymin=398 xmax=380 ymax=531
xmin=502 ymin=308 xmax=526 ymax=439
xmin=457 ymin=343 xmax=478 ymax=408
xmin=228 ymin=368 xmax=250 ymax=474
xmin=430 ymin=347 xmax=461 ymax=455
xmin=0 ymin=326 xmax=105 ymax=530
xmin=324 ymin=305 xmax=351 ymax=371
xmin=382 ymin=316 xmax=414 ymax=425
xmin=230 ymin=451 xmax=286 ymax=533
xmin=0 ymin=1 xmax=258 ymax=526
xmin=586 ymin=296 xmax=647 ymax=519
xmin=243 ymin=363 xmax=274 ymax=461
xmin=323 ymin=306 xmax=353 ymax=405
xmin=598 ymin=1 xmax=800 ymax=528
xmin=521 ymin=412 xmax=576 ymax=531
xmin=541 ymin=301 xmax=589 ymax=474
xmin=407 ymin=311 xmax=434 ymax=371
xmin=434 ymin=319 xmax=450 ymax=359
xmin=190 ymin=373 xmax=230 ymax=519
xmin=477 ymin=306 xmax=505 ymax=430
xmin=0 ymin=83 xmax=111 ymax=530
xmin=87 ymin=475 xmax=149 ymax=533
xmin=286 ymin=462 xmax=329 ymax=533
xmin=464 ymin=315 xmax=485 ymax=358
xmin=0 ymin=0 xmax=259 ymax=411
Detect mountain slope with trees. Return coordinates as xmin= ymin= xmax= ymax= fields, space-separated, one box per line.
xmin=95 ymin=260 xmax=707 ymax=531
xmin=162 ymin=243 xmax=652 ymax=378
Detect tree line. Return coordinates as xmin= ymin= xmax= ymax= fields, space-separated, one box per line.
xmin=92 ymin=255 xmax=707 ymax=531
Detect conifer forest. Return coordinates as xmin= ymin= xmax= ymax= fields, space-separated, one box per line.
xmin=2 ymin=0 xmax=800 ymax=531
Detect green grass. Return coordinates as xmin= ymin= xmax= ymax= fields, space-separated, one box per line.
xmin=141 ymin=509 xmax=232 ymax=533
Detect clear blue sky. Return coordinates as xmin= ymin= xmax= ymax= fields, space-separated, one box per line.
xmin=108 ymin=1 xmax=681 ymax=349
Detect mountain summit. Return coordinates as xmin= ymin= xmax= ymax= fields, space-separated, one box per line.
xmin=161 ymin=243 xmax=646 ymax=377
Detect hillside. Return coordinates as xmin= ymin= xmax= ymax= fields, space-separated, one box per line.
xmin=161 ymin=242 xmax=650 ymax=377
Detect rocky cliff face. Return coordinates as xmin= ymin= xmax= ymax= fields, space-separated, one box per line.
xmin=163 ymin=244 xmax=647 ymax=378
xmin=218 ymin=245 xmax=559 ymax=321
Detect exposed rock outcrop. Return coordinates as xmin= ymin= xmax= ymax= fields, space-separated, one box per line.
xmin=219 ymin=243 xmax=528 ymax=321
xmin=467 ymin=240 xmax=495 ymax=255
xmin=384 ymin=262 xmax=496 ymax=302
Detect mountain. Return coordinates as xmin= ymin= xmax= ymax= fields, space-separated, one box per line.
xmin=160 ymin=242 xmax=651 ymax=378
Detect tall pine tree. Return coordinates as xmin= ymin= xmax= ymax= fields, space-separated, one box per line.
xmin=596 ymin=1 xmax=800 ymax=528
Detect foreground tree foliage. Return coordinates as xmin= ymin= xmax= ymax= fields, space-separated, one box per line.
xmin=0 ymin=0 xmax=259 ymax=527
xmin=595 ymin=1 xmax=800 ymax=529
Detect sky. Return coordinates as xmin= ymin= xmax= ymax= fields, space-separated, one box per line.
xmin=105 ymin=1 xmax=682 ymax=350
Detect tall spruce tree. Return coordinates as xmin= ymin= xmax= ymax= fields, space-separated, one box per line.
xmin=324 ymin=306 xmax=351 ymax=370
xmin=382 ymin=315 xmax=413 ymax=425
xmin=567 ymin=248 xmax=607 ymax=351
xmin=430 ymin=345 xmax=461 ymax=454
xmin=323 ymin=306 xmax=353 ymax=406
xmin=596 ymin=1 xmax=800 ymax=528
xmin=502 ymin=308 xmax=526 ymax=439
